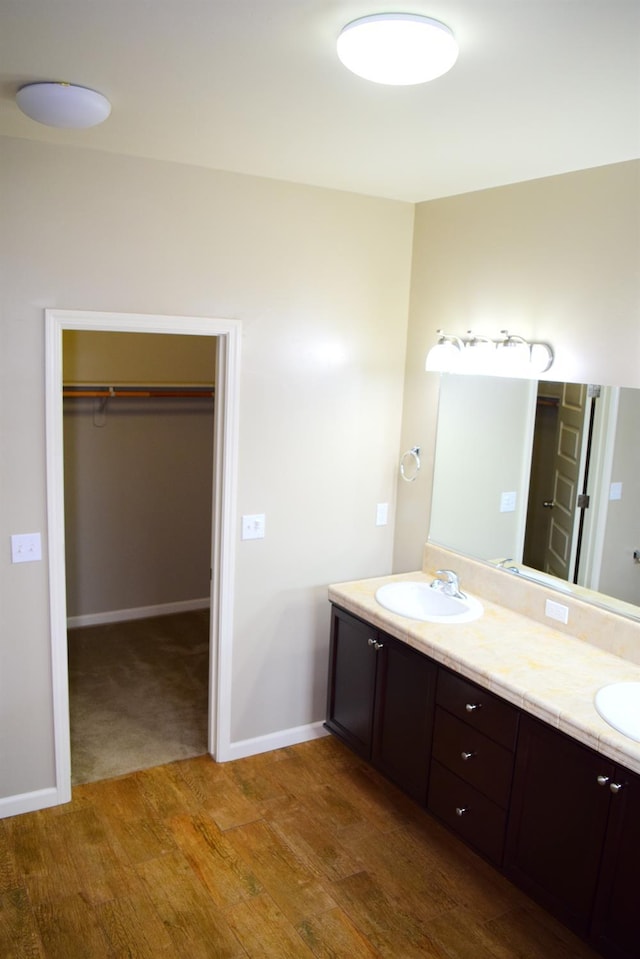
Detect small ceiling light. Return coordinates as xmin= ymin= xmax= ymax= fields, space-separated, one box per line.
xmin=16 ymin=82 xmax=111 ymax=128
xmin=337 ymin=13 xmax=459 ymax=85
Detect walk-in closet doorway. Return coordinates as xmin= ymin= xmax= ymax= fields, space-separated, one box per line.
xmin=46 ymin=310 xmax=241 ymax=807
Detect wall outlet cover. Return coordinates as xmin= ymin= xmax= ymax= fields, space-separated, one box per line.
xmin=545 ymin=598 xmax=569 ymax=624
xmin=11 ymin=532 xmax=42 ymax=564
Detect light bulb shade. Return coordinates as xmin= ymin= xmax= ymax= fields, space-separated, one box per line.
xmin=426 ymin=330 xmax=555 ymax=378
xmin=425 ymin=339 xmax=462 ymax=373
xmin=337 ymin=14 xmax=459 ymax=85
xmin=458 ymin=339 xmax=496 ymax=375
xmin=16 ymin=82 xmax=111 ymax=128
xmin=495 ymin=338 xmax=531 ymax=376
xmin=530 ymin=342 xmax=554 ymax=374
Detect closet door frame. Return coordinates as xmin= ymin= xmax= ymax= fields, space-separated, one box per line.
xmin=45 ymin=309 xmax=241 ymax=804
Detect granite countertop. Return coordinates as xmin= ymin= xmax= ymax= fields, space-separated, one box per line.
xmin=328 ymin=569 xmax=640 ymax=776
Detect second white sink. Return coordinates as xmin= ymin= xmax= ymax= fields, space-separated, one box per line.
xmin=375 ymin=581 xmax=483 ymax=624
xmin=594 ymin=682 xmax=640 ymax=742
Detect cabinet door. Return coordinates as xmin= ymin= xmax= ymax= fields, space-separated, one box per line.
xmin=325 ymin=606 xmax=378 ymax=757
xmin=591 ymin=765 xmax=640 ymax=959
xmin=372 ymin=634 xmax=436 ymax=803
xmin=505 ymin=714 xmax=614 ymax=936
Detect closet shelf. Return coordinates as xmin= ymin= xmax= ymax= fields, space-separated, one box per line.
xmin=63 ymin=385 xmax=215 ymax=399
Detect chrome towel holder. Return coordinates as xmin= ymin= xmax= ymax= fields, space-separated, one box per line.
xmin=400 ymin=446 xmax=421 ymax=482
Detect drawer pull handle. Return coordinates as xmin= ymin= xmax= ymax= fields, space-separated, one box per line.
xmin=597 ymin=775 xmax=610 ymax=787
xmin=455 ymin=806 xmax=468 ymax=817
xmin=610 ymin=782 xmax=625 ymax=795
xmin=461 ymin=751 xmax=476 ymax=761
xmin=465 ymin=703 xmax=482 ymax=712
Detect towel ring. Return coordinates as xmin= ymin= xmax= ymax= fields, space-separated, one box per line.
xmin=400 ymin=446 xmax=421 ymax=483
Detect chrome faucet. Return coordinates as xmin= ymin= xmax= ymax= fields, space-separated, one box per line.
xmin=497 ymin=558 xmax=520 ymax=573
xmin=430 ymin=569 xmax=466 ymax=599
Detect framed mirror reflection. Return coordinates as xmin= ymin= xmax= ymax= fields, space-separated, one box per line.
xmin=429 ymin=374 xmax=640 ymax=620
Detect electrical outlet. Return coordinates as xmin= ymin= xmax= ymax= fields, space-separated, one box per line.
xmin=241 ymin=514 xmax=266 ymax=540
xmin=545 ymin=598 xmax=569 ymax=624
xmin=11 ymin=532 xmax=42 ymax=564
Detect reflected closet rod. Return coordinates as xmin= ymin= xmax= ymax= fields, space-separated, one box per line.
xmin=62 ymin=385 xmax=215 ymax=399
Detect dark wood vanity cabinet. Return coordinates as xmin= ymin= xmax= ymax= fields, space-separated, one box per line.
xmin=326 ymin=605 xmax=436 ymax=802
xmin=505 ymin=714 xmax=640 ymax=959
xmin=591 ymin=760 xmax=640 ymax=959
xmin=326 ymin=603 xmax=640 ymax=959
xmin=428 ymin=668 xmax=519 ymax=865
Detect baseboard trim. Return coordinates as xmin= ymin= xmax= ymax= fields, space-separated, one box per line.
xmin=0 ymin=786 xmax=64 ymax=820
xmin=67 ymin=598 xmax=210 ymax=629
xmin=220 ymin=721 xmax=329 ymax=763
xmin=0 ymin=723 xmax=330 ymax=817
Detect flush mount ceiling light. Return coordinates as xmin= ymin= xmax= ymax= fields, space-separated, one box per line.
xmin=16 ymin=82 xmax=111 ymax=128
xmin=337 ymin=13 xmax=459 ymax=85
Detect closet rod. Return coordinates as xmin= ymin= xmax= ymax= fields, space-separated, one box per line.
xmin=63 ymin=385 xmax=215 ymax=399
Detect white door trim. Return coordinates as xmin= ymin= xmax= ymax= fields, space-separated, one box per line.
xmin=45 ymin=309 xmax=241 ymax=803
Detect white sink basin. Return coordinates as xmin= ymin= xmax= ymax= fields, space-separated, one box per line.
xmin=375 ymin=581 xmax=483 ymax=624
xmin=594 ymin=682 xmax=640 ymax=742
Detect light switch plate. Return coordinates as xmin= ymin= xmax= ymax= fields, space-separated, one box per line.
xmin=376 ymin=503 xmax=389 ymax=526
xmin=500 ymin=491 xmax=517 ymax=513
xmin=609 ymin=481 xmax=623 ymax=501
xmin=241 ymin=514 xmax=266 ymax=540
xmin=11 ymin=532 xmax=42 ymax=564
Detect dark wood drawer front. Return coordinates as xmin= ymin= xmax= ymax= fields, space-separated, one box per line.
xmin=436 ymin=668 xmax=519 ymax=749
xmin=428 ymin=761 xmax=507 ymax=866
xmin=432 ymin=707 xmax=514 ymax=807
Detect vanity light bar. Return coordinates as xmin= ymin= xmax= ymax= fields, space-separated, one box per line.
xmin=425 ymin=329 xmax=554 ymax=376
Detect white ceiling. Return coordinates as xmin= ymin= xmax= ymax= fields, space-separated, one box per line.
xmin=1 ymin=0 xmax=638 ymax=202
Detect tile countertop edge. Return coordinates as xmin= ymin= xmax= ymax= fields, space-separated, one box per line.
xmin=328 ymin=571 xmax=640 ymax=777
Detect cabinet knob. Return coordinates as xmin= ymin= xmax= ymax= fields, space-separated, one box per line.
xmin=373 ymin=641 xmax=384 ymax=650
xmin=455 ymin=806 xmax=468 ymax=817
xmin=461 ymin=751 xmax=476 ymax=761
xmin=609 ymin=782 xmax=625 ymax=795
xmin=597 ymin=775 xmax=611 ymax=787
xmin=367 ymin=637 xmax=376 ymax=646
xmin=465 ymin=703 xmax=481 ymax=712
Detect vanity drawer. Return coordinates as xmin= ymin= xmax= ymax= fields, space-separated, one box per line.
xmin=428 ymin=760 xmax=508 ymax=866
xmin=432 ymin=707 xmax=514 ymax=807
xmin=436 ymin=668 xmax=519 ymax=750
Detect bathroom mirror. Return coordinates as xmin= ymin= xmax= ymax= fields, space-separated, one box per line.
xmin=429 ymin=373 xmax=640 ymax=620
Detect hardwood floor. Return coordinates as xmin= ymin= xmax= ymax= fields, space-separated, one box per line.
xmin=1 ymin=736 xmax=600 ymax=958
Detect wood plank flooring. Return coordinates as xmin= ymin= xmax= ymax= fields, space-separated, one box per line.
xmin=1 ymin=736 xmax=600 ymax=958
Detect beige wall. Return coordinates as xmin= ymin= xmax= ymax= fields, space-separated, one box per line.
xmin=394 ymin=161 xmax=640 ymax=572
xmin=429 ymin=375 xmax=534 ymax=560
xmin=0 ymin=136 xmax=413 ymax=799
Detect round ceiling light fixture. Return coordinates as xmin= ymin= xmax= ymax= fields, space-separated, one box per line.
xmin=16 ymin=82 xmax=111 ymax=128
xmin=337 ymin=13 xmax=459 ymax=85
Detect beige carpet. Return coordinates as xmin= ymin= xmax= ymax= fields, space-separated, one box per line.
xmin=68 ymin=609 xmax=209 ymax=784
